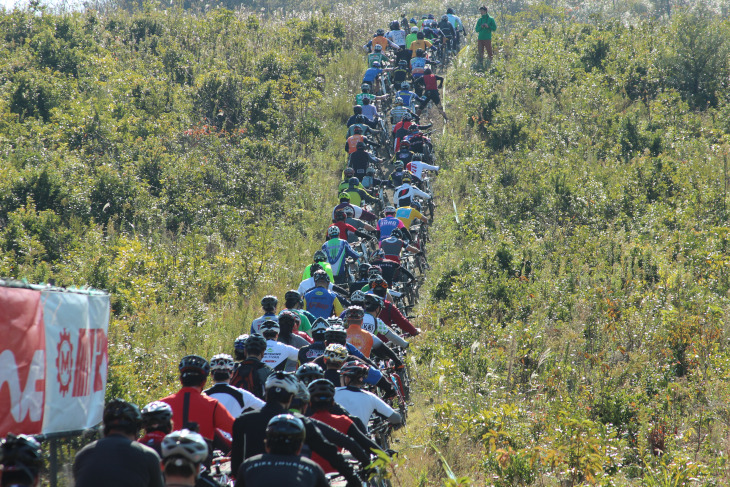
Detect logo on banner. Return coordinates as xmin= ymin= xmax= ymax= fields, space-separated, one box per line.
xmin=56 ymin=329 xmax=73 ymax=397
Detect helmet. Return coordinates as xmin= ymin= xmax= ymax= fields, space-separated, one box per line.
xmin=428 ymin=13 xmax=435 ymax=19
xmin=376 ymin=28 xmax=385 ymax=36
xmin=293 ymin=379 xmax=311 ymax=403
xmin=278 ymin=310 xmax=300 ymax=328
xmin=391 ymin=228 xmax=404 ymax=239
xmin=245 ymin=334 xmax=267 ymax=354
xmin=327 ymin=225 xmax=341 ymax=238
xmin=308 ymin=378 xmax=336 ymax=402
xmin=340 ymin=360 xmax=369 ymax=379
xmin=384 ymin=205 xmax=396 ymax=215
xmin=234 ymin=334 xmax=249 ymax=352
xmin=412 ymin=201 xmax=422 ymax=211
xmin=103 ymin=398 xmax=142 ymax=430
xmin=356 ymin=141 xmax=366 ymax=150
xmin=353 ymin=125 xmax=363 ymax=134
xmin=141 ymin=401 xmax=173 ymax=428
xmin=261 ymin=295 xmax=278 ymax=309
xmin=364 ymin=293 xmax=384 ymax=311
xmin=442 ymin=14 xmax=449 ymax=21
xmin=310 ymin=317 xmax=329 ymax=338
xmin=417 ymin=32 xmax=425 ymax=39
xmin=394 ymin=98 xmax=404 ymax=108
xmin=390 ymin=20 xmax=400 ymax=30
xmin=402 ymin=172 xmax=413 ymax=182
xmin=312 ymin=250 xmax=327 ymax=263
xmin=374 ymin=44 xmax=383 ymax=52
xmin=401 ymin=140 xmax=411 ymax=148
xmin=324 ymin=325 xmax=347 ymax=345
xmin=366 ymin=167 xmax=375 ymax=176
xmin=161 ymin=429 xmax=208 ymax=463
xmin=266 ymin=414 xmax=305 ymax=450
xmin=285 ymin=289 xmax=302 ymax=303
xmin=372 ymin=61 xmax=381 ymax=68
xmin=411 ymin=26 xmax=418 ymax=33
xmin=402 ymin=113 xmax=413 ymax=122
xmin=0 ymin=434 xmax=43 ymax=481
xmin=339 ymin=192 xmax=351 ymax=201
xmin=345 ymin=305 xmax=365 ymax=320
xmin=265 ymin=371 xmax=300 ymax=394
xmin=369 ymin=275 xmax=388 ymax=290
xmin=416 ymin=48 xmax=425 ymax=57
xmin=313 ymin=269 xmax=331 ymax=283
xmin=394 ymin=161 xmax=405 ymax=169
xmin=334 ymin=209 xmax=346 ymax=222
xmin=349 ymin=177 xmax=360 ymax=187
xmin=358 ymin=262 xmax=372 ymax=275
xmin=398 ymin=60 xmax=407 ymax=67
xmin=323 ymin=343 xmax=348 ymax=364
xmin=361 ymin=83 xmax=371 ymax=92
xmin=447 ymin=7 xmax=455 ymax=14
xmin=260 ymin=320 xmax=280 ymax=335
xmin=326 ymin=316 xmax=344 ymax=328
xmin=353 ymin=105 xmax=363 ymax=115
xmin=342 ymin=206 xmax=355 ymax=218
xmin=179 ymin=355 xmax=210 ymax=376
xmin=350 ymin=290 xmax=367 ymax=304
xmin=209 ymin=353 xmax=234 ymax=373
xmin=401 ymin=81 xmax=410 ymax=90
xmin=343 ymin=167 xmax=355 ymax=178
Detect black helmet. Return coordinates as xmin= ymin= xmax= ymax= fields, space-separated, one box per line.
xmin=179 ymin=355 xmax=210 ymax=376
xmin=343 ymin=167 xmax=355 ymax=178
xmin=266 ymin=414 xmax=306 ymax=453
xmin=412 ymin=201 xmax=422 ymax=211
xmin=353 ymin=125 xmax=363 ymax=134
xmin=103 ymin=398 xmax=142 ymax=430
xmin=358 ymin=262 xmax=372 ymax=275
xmin=353 ymin=105 xmax=362 ymax=115
xmin=313 ymin=250 xmax=327 ymax=263
xmin=334 ymin=209 xmax=347 ymax=222
xmin=447 ymin=7 xmax=455 ymax=14
xmin=398 ymin=59 xmax=407 ymax=67
xmin=364 ymin=293 xmax=384 ymax=312
xmin=296 ymin=363 xmax=324 ymax=384
xmin=390 ymin=228 xmax=403 ymax=239
xmin=0 ymin=434 xmax=43 ymax=483
xmin=284 ymin=289 xmax=302 ymax=303
xmin=376 ymin=28 xmax=385 ymax=36
xmin=361 ymin=83 xmax=371 ymax=93
xmin=390 ymin=20 xmax=400 ymax=30
xmin=313 ymin=269 xmax=331 ymax=283
xmin=417 ymin=32 xmax=424 ymax=39
xmin=141 ymin=401 xmax=173 ymax=429
xmin=261 ymin=295 xmax=278 ymax=310
xmin=324 ymin=325 xmax=347 ymax=345
xmin=260 ymin=320 xmax=280 ymax=338
xmin=308 ymin=378 xmax=336 ymax=402
xmin=349 ymin=177 xmax=360 ymax=187
xmin=245 ymin=333 xmax=267 ymax=354
xmin=350 ymin=290 xmax=367 ymax=304
xmin=340 ymin=360 xmax=369 ymax=379
xmin=416 ymin=48 xmax=425 ymax=57
xmin=356 ymin=141 xmax=366 ymax=150
xmin=278 ymin=310 xmax=300 ymax=328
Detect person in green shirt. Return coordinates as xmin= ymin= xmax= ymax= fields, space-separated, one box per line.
xmin=475 ymin=5 xmax=497 ymax=64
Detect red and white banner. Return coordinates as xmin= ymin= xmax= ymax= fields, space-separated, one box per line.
xmin=0 ymin=285 xmax=110 ymax=437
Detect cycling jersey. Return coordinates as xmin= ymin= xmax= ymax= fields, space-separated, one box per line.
xmin=230 ymin=358 xmax=272 ymax=399
xmin=349 ymin=150 xmax=371 ymax=180
xmin=390 ymin=106 xmax=411 ymax=124
xmin=410 ymin=56 xmax=428 ymax=78
xmin=297 ymin=277 xmax=335 ymax=296
xmin=355 ymin=93 xmax=376 ymax=105
xmin=410 ymin=39 xmax=432 ymax=55
xmin=160 ymin=387 xmax=235 ymax=443
xmin=367 ymin=52 xmax=388 ymax=67
xmin=236 ymin=453 xmax=328 ymax=487
xmin=338 ymin=179 xmax=367 ymax=193
xmin=395 ymin=90 xmax=419 ymax=109
xmin=362 ymin=314 xmax=389 ymax=335
xmin=447 ymin=13 xmax=464 ymax=31
xmin=298 ymin=340 xmax=326 ymax=363
xmin=438 ymin=20 xmax=456 ymax=38
xmin=346 ymin=134 xmax=365 ymax=153
xmin=369 ymin=258 xmax=406 ymax=286
xmin=310 ymin=410 xmax=380 ymax=474
xmin=362 ymin=67 xmax=383 ymax=83
xmin=280 ymin=307 xmax=313 ymax=334
xmin=302 ymin=262 xmax=334 ymax=285
xmin=395 ymin=149 xmax=414 ymax=165
xmin=394 ymin=183 xmax=431 ymax=207
xmin=329 ymin=221 xmax=357 ymax=241
xmin=346 ymin=324 xmax=375 ymax=357
xmin=377 ymin=216 xmax=406 ymax=240
xmin=367 ymin=35 xmax=397 ymax=52
xmin=379 ymin=236 xmax=407 ymax=263
xmin=74 ymin=434 xmax=164 ymax=487
xmin=321 ymin=238 xmax=360 ymax=278
xmin=138 ymin=430 xmax=166 ymax=456
xmin=204 ymin=382 xmax=265 ymax=417
xmin=262 ymin=339 xmax=299 ymax=371
xmin=332 ymin=203 xmax=376 ymax=222
xmin=251 ymin=313 xmax=278 ymax=335
xmin=304 ymin=287 xmax=345 ymax=319
xmin=405 ymin=32 xmax=418 ymax=49
xmin=346 ymin=122 xmax=373 ymax=138
xmin=334 ymin=386 xmax=397 ymax=428
xmin=361 ymin=103 xmax=378 ymax=121
xmin=385 ymin=29 xmax=406 ymax=47
xmin=421 ymin=73 xmax=442 ymax=91
xmin=379 ymin=300 xmax=419 ymax=336
xmin=345 ymin=187 xmax=377 ymax=207
xmin=391 ymin=67 xmax=410 ymax=86
xmin=406 ymin=160 xmax=439 ymax=179
xmin=395 ymin=206 xmax=424 ymax=230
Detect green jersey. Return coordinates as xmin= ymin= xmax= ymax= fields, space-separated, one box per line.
xmin=368 ymin=52 xmax=388 ymax=67
xmin=355 ymin=93 xmax=376 ymax=105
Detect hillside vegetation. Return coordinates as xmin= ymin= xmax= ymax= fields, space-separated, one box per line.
xmin=405 ymin=6 xmax=730 ymax=487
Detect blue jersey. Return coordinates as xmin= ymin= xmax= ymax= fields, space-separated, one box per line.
xmin=322 ymin=238 xmax=360 ymax=276
xmin=410 ymin=57 xmax=428 ymax=78
xmin=363 ymin=68 xmax=383 ymax=83
xmin=303 ymin=288 xmax=338 ymax=320
xmin=377 ymin=216 xmax=403 ymax=240
xmin=396 ymin=90 xmax=418 ymax=109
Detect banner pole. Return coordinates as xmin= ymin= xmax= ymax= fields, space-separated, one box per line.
xmin=49 ymin=438 xmax=58 ymax=487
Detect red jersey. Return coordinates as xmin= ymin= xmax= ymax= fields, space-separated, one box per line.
xmin=310 ymin=410 xmax=355 ymax=473
xmin=422 ymin=74 xmax=439 ymax=91
xmin=160 ymin=387 xmax=234 ymax=445
xmin=329 ymin=221 xmax=357 ymax=240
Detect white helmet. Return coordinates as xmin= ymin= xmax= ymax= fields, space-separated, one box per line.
xmin=161 ymin=429 xmax=208 ymax=463
xmin=209 ymin=353 xmax=234 ymax=373
xmin=327 ymin=225 xmax=341 ymax=238
xmin=411 ymin=26 xmax=418 ymax=33
xmin=265 ymin=371 xmax=300 ymax=394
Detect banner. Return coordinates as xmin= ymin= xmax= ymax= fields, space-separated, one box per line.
xmin=0 ymin=284 xmax=110 ymax=437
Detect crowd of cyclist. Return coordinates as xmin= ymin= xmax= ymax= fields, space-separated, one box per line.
xmin=0 ymin=9 xmax=463 ymax=487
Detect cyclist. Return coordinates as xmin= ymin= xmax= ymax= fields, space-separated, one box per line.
xmin=446 ymin=8 xmax=466 ymax=49
xmin=282 ymin=290 xmax=314 ymax=335
xmin=438 ymin=15 xmax=456 ymax=51
xmin=334 ymin=362 xmax=403 ymax=430
xmin=260 ymin=320 xmax=299 ymax=372
xmin=297 ymin=318 xmax=330 ymax=363
xmin=405 ymin=26 xmax=419 ymax=50
xmin=346 ymin=116 xmax=378 ymax=139
xmin=160 ymin=429 xmax=217 ymax=487
xmin=413 ymin=67 xmax=447 ymax=121
xmin=370 ymin=282 xmax=421 ymax=336
xmin=338 ymin=168 xmax=362 ymax=192
xmin=390 ymin=96 xmax=418 ymax=125
xmin=0 ymin=434 xmax=43 ymax=487
xmin=380 ymin=228 xmax=419 ymax=263
xmin=361 ymin=293 xmax=409 ymax=349
xmin=409 ymin=32 xmax=433 ymax=57
xmin=394 ymin=82 xmax=423 ymax=113
xmin=386 ymin=21 xmax=410 ymax=66
xmin=407 ymin=158 xmax=440 ymax=180
xmin=307 ymin=379 xmax=383 ymax=471
xmin=367 ymin=44 xmax=389 ymax=68
xmin=160 ymin=356 xmax=234 ymax=450
xmin=139 ymin=401 xmax=174 ymax=456
xmin=234 ymin=414 xmax=328 ymax=487
xmin=394 ymin=172 xmax=432 ymax=207
xmin=359 ymin=273 xmax=396 ymax=310
xmin=369 ymin=250 xmax=415 ymax=287
xmin=390 ymin=63 xmax=410 ymax=94
xmin=205 ymin=354 xmax=265 ymax=417
xmin=360 ymin=96 xmax=379 ymax=122
xmin=344 ymin=177 xmax=378 ymax=208
xmin=301 ymin=251 xmax=334 ymax=285
xmin=321 ymin=228 xmax=361 ymax=285
xmin=250 ymin=295 xmax=278 ymax=335
xmin=332 ymin=208 xmax=372 ymax=242
xmin=297 ymin=262 xmax=337 ymax=296
xmin=349 ymin=142 xmax=380 ymax=180
xmin=396 ymin=201 xmax=429 ymax=231
xmin=362 ymin=61 xmax=393 ymax=95
xmin=346 ymin=105 xmax=378 ymax=130
xmin=74 ymin=399 xmax=164 ymax=487
xmin=395 ymin=139 xmax=416 ymax=167
xmin=377 ymin=205 xmax=408 ymax=240
xmin=343 ymin=306 xmax=403 ymax=367
xmin=304 ymin=270 xmax=346 ymax=317
xmin=296 ymin=362 xmax=325 ymax=385
xmin=277 ymin=310 xmax=311 ymax=348
xmin=233 ymin=334 xmax=249 ymax=364
xmin=355 ymin=83 xmax=387 ymax=106
xmin=229 ymin=334 xmax=273 ymax=399
xmin=410 ymin=48 xmax=437 ymax=83
xmin=231 ymin=373 xmax=361 ymax=487
xmin=333 ymin=191 xmax=378 ymax=223
xmin=341 ymin=205 xmax=377 ymax=241
xmin=363 ymin=29 xmax=399 ymax=53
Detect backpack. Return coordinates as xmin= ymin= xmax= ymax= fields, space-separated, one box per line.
xmin=230 ymin=359 xmax=266 ymax=399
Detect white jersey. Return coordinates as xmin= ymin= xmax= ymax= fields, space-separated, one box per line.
xmin=362 ymin=314 xmax=389 ymax=335
xmin=297 ymin=277 xmax=335 ymax=296
xmin=335 ymin=386 xmax=397 ymax=428
xmin=447 ymin=14 xmax=463 ymax=31
xmin=361 ymin=104 xmax=378 ymax=121
xmin=251 ymin=314 xmax=278 ymax=334
xmin=204 ymin=382 xmax=265 ymax=417
xmin=262 ymin=339 xmax=299 ymax=371
xmin=407 ymin=160 xmax=439 ymax=179
xmin=393 ymin=183 xmax=431 ymax=206
xmin=386 ymin=29 xmax=406 ymax=47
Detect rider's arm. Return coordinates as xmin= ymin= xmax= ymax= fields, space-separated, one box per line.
xmin=347 ymin=421 xmax=383 ymax=455
xmin=382 ymin=326 xmax=409 ymax=349
xmin=406 ymin=242 xmax=419 ymax=253
xmin=382 ymin=302 xmax=419 ymax=336
xmin=332 ymin=297 xmax=344 ymax=317
xmin=354 ymin=228 xmax=375 ymax=240
xmin=312 ymin=417 xmax=370 ymax=466
xmin=413 ymin=186 xmax=432 ymax=199
xmin=304 ymin=421 xmax=360 ymax=485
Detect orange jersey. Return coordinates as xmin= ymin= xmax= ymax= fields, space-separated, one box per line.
xmin=160 ymin=387 xmax=234 ymax=443
xmin=410 ymin=39 xmax=432 ymax=55
xmin=347 ymin=134 xmax=365 ymax=154
xmin=346 ymin=325 xmax=374 ymax=358
xmin=372 ymin=36 xmax=390 ymax=51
